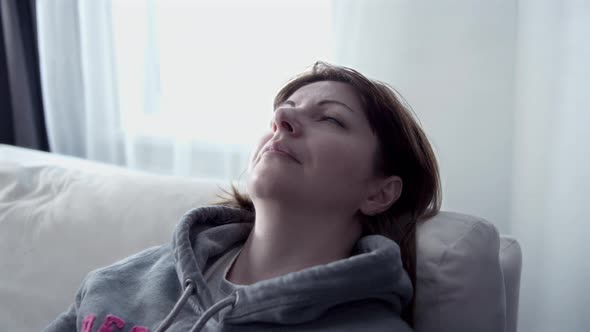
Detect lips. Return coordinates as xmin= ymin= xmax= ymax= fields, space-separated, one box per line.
xmin=261 ymin=141 xmax=300 ymax=163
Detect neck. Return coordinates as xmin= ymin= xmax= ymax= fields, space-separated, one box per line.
xmin=227 ymin=201 xmax=362 ymax=285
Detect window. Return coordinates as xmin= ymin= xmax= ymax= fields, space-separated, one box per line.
xmin=111 ymin=0 xmax=333 ymax=179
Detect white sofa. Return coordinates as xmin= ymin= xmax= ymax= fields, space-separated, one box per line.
xmin=0 ymin=144 xmax=522 ymax=332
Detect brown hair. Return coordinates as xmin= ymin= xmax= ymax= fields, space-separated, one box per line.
xmin=215 ymin=61 xmax=442 ymax=327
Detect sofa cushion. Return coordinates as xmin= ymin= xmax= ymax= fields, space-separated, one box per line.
xmin=415 ymin=211 xmax=506 ymax=332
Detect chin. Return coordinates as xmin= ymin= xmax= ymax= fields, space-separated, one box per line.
xmin=247 ymin=168 xmax=298 ymax=201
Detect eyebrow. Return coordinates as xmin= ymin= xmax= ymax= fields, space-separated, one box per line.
xmin=282 ymin=99 xmax=356 ymax=114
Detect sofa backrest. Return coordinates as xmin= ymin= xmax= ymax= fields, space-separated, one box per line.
xmin=0 ymin=145 xmax=517 ymax=332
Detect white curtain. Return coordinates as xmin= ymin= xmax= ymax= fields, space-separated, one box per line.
xmin=36 ymin=0 xmax=333 ymax=180
xmin=332 ymin=1 xmax=589 ymax=331
xmin=511 ymin=1 xmax=590 ymax=331
xmin=36 ymin=0 xmax=125 ymax=165
xmin=37 ymin=0 xmax=589 ymax=330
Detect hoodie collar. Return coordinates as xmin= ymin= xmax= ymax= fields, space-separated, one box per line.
xmin=171 ymin=206 xmax=413 ymax=325
xmin=172 ymin=206 xmax=254 ymax=309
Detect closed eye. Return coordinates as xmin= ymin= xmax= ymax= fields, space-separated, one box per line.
xmin=321 ymin=116 xmax=344 ymax=127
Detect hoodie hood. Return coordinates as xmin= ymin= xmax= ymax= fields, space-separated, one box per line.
xmin=171 ymin=205 xmax=413 ymax=326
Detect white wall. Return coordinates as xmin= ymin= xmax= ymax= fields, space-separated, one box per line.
xmin=333 ymin=0 xmax=517 ymax=233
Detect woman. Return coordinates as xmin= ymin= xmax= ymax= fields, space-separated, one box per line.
xmin=44 ymin=62 xmax=441 ymax=332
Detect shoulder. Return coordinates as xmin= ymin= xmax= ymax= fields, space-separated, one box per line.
xmin=317 ymin=300 xmax=413 ymax=332
xmin=85 ymin=244 xmax=173 ymax=286
xmin=63 ymin=244 xmax=183 ymax=329
xmin=353 ymin=301 xmax=413 ymax=332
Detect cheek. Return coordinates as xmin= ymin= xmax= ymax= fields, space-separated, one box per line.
xmin=309 ymin=140 xmax=373 ymax=205
xmin=314 ymin=139 xmax=373 ymax=178
xmin=248 ymin=131 xmax=273 ymax=169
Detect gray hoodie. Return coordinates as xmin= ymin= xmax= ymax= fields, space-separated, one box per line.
xmin=44 ymin=206 xmax=413 ymax=331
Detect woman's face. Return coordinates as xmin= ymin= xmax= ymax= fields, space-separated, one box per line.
xmin=247 ymin=81 xmax=380 ymax=214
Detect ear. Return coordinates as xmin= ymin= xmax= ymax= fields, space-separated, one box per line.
xmin=359 ymin=175 xmax=403 ymax=216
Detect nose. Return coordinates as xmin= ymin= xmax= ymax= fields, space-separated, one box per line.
xmin=272 ymin=107 xmax=301 ymax=136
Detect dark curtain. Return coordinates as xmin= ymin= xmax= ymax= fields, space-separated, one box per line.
xmin=0 ymin=0 xmax=49 ymax=151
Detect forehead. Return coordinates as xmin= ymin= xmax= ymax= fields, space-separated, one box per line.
xmin=288 ymin=81 xmax=363 ymax=112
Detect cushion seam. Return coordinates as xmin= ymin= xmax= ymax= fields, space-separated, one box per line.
xmin=435 ymin=221 xmax=492 ymax=329
xmin=500 ymin=238 xmax=518 ymax=252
